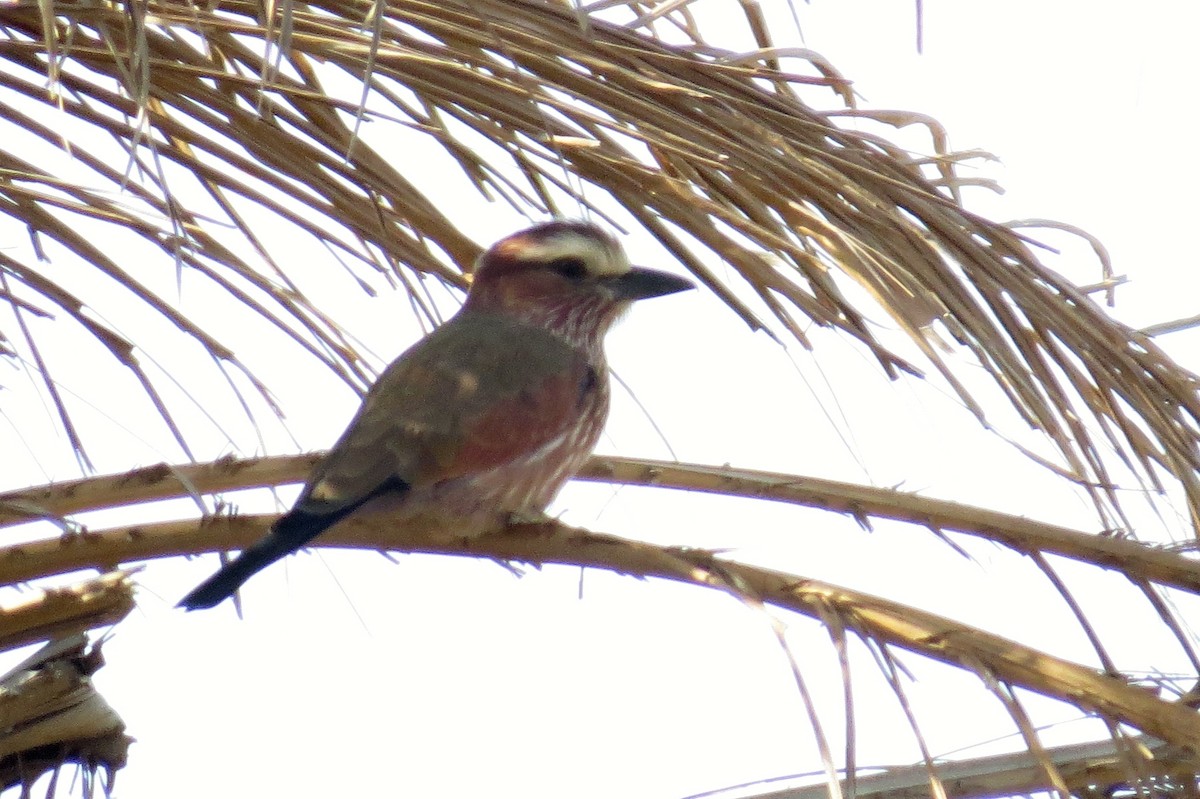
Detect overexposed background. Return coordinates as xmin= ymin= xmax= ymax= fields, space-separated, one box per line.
xmin=3 ymin=2 xmax=1199 ymax=797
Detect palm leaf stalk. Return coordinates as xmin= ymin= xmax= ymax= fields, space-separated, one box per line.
xmin=1 ymin=1 xmax=1198 ymax=796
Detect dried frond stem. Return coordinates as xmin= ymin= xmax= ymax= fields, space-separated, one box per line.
xmin=0 ymin=570 xmax=136 ymax=653
xmin=5 ymin=456 xmax=1196 ymax=596
xmin=0 ymin=514 xmax=1196 ymax=753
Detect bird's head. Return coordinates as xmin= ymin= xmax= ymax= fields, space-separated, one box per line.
xmin=463 ymin=221 xmax=693 ymax=348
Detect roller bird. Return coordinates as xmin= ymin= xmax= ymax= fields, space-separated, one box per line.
xmin=179 ymin=221 xmax=693 ymax=610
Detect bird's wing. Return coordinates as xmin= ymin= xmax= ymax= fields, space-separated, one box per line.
xmin=292 ymin=314 xmax=597 ymax=518
xmin=177 ymin=315 xmax=597 ymax=611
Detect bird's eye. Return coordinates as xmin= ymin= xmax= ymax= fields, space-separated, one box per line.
xmin=548 ymin=257 xmax=588 ymax=280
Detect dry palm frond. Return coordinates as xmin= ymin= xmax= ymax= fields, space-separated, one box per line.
xmin=3 ymin=1 xmax=1200 ymax=796
xmin=0 ymin=570 xmax=136 ymax=652
xmin=3 ymin=459 xmax=1200 ymax=778
xmin=1 ymin=505 xmax=1199 ymax=754
xmin=0 ymin=603 xmax=132 ymax=795
xmin=705 ymin=735 xmax=1194 ymax=799
xmin=0 ymin=0 xmax=1196 ymax=531
xmin=5 ymin=454 xmax=1200 ymax=596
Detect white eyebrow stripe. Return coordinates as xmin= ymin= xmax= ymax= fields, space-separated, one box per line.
xmin=521 ymin=231 xmax=630 ymax=277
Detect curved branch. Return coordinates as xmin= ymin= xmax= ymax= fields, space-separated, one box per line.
xmin=1 ymin=513 xmax=1198 ymax=754
xmin=3 ymin=456 xmax=1197 ymax=594
xmin=579 ymin=458 xmax=1200 ymax=594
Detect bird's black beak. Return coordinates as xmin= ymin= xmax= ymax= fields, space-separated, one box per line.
xmin=610 ymin=267 xmax=694 ymax=300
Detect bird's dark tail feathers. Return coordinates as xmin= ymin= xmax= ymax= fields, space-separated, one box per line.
xmin=177 ymin=532 xmax=296 ymax=610
xmin=178 ymin=477 xmax=408 ymax=611
xmin=177 ymin=509 xmax=343 ymax=611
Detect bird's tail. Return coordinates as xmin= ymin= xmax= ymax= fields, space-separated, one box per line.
xmin=177 ymin=491 xmax=390 ymax=610
xmin=177 ymin=531 xmax=297 ymax=611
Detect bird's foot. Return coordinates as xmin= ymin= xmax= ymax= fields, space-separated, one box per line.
xmin=504 ymin=509 xmax=554 ymax=528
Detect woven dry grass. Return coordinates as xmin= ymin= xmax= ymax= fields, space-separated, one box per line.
xmin=1 ymin=1 xmax=1199 ymax=797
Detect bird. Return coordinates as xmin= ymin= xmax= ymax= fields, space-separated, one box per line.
xmin=178 ymin=221 xmax=693 ymax=610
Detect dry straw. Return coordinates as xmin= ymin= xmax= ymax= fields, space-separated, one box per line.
xmin=2 ymin=1 xmax=1199 ymax=796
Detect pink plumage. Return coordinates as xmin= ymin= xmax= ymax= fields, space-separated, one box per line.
xmin=179 ymin=221 xmax=693 ymax=610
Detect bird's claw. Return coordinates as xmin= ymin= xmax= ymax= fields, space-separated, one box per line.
xmin=505 ymin=510 xmax=553 ymax=527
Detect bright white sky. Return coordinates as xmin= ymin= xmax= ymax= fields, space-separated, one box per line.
xmin=5 ymin=2 xmax=1200 ymax=798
